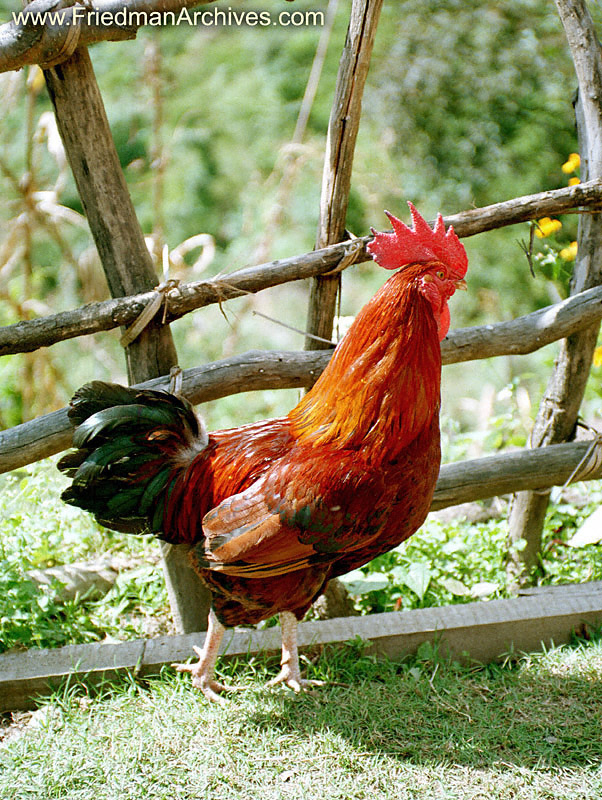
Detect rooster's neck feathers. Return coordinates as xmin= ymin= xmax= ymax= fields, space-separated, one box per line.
xmin=289 ymin=268 xmax=441 ymax=461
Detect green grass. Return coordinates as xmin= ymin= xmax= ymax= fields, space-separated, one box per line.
xmin=2 ymin=440 xmax=602 ymax=799
xmin=2 ymin=636 xmax=602 ymax=799
xmin=0 ymin=459 xmax=170 ymax=653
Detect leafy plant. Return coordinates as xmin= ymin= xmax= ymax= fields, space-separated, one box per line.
xmin=340 ymin=479 xmax=602 ymax=615
xmin=0 ymin=460 xmax=168 ymax=653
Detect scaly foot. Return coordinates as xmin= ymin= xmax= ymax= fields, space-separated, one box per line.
xmin=266 ymin=663 xmax=325 ymax=693
xmin=172 ymin=610 xmax=242 ymax=703
xmin=173 ymin=646 xmax=244 ymax=703
xmin=268 ymin=611 xmax=326 ymax=692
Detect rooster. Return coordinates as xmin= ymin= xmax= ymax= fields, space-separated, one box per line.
xmin=59 ymin=204 xmax=467 ymax=701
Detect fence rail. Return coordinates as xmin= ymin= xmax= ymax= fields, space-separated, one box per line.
xmin=2 ymin=179 xmax=602 ymax=358
xmin=3 ymin=280 xmax=602 ymax=474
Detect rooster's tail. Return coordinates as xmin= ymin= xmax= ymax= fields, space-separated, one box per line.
xmin=58 ymin=381 xmax=207 ymax=536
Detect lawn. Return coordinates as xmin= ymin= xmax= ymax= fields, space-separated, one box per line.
xmin=2 ymin=458 xmax=602 ymax=799
xmin=1 ymin=636 xmax=601 ymax=800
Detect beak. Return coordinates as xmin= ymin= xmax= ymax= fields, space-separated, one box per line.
xmin=454 ymin=279 xmax=468 ymax=291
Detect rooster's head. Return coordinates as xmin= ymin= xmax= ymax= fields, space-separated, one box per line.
xmin=367 ymin=203 xmax=468 ymax=339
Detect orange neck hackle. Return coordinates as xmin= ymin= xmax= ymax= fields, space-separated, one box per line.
xmin=289 ymin=267 xmax=442 ymax=462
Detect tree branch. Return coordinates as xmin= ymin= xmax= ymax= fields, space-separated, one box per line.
xmin=441 ymin=283 xmax=602 ymax=363
xmin=442 ymin=178 xmax=602 ymax=235
xmin=0 ymin=349 xmax=330 ymax=473
xmin=432 ymin=439 xmax=601 ymax=510
xmin=43 ymin=47 xmax=178 ymax=383
xmin=0 ymin=0 xmax=218 ymax=73
xmin=4 ymin=278 xmax=602 ymax=474
xmin=2 ymin=180 xmax=602 ymax=358
xmin=3 ymin=380 xmax=601 ymax=516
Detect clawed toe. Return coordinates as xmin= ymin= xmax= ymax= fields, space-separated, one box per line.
xmin=172 ymin=656 xmax=245 ymax=702
xmin=171 ymin=611 xmax=329 ymax=702
xmin=173 ymin=645 xmax=241 ymax=702
xmin=172 ymin=661 xmax=241 ymax=702
xmin=266 ymin=668 xmax=326 ymax=693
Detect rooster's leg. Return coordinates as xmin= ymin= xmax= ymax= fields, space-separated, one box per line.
xmin=172 ymin=609 xmax=239 ymax=702
xmin=267 ymin=611 xmax=324 ymax=692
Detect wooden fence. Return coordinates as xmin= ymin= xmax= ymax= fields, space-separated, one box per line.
xmin=1 ymin=0 xmax=602 ymax=678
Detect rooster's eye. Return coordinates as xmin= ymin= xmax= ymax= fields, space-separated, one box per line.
xmin=436 ymin=270 xmax=445 ymax=279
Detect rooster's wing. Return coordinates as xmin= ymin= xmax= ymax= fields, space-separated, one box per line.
xmin=197 ymin=447 xmax=389 ymax=579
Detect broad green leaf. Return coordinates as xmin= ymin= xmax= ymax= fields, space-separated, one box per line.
xmin=390 ymin=566 xmax=409 ymax=584
xmin=567 ymin=508 xmax=602 ymax=547
xmin=403 ymin=563 xmax=432 ymax=600
xmin=440 ymin=577 xmax=471 ymax=596
xmin=340 ymin=570 xmax=389 ymax=595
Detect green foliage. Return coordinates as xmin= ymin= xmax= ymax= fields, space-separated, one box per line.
xmin=0 ymin=460 xmax=168 ymax=653
xmin=340 ymin=517 xmax=508 ymax=614
xmin=340 ymin=492 xmax=602 ymax=616
xmin=370 ymin=0 xmax=579 ymax=209
xmin=339 ymin=469 xmax=602 ymax=615
xmin=1 ymin=1 xmax=602 ymax=661
xmin=3 ymin=455 xmax=601 ymax=653
xmin=2 ymin=0 xmax=602 ymax=427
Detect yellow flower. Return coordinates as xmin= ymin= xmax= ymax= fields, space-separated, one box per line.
xmin=535 ymin=217 xmax=562 ymax=238
xmin=594 ymin=346 xmax=602 ymax=368
xmin=560 ymin=241 xmax=578 ymax=261
xmin=568 ymin=177 xmax=580 ymax=186
xmin=562 ymin=153 xmax=580 ymax=173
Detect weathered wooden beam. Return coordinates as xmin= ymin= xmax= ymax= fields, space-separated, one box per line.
xmin=1 ymin=581 xmax=600 ymax=712
xmin=0 ymin=0 xmax=218 ymax=74
xmin=508 ymin=0 xmax=602 ymax=582
xmin=43 ymin=47 xmax=209 ymax=633
xmin=431 ymin=439 xmax=602 ymax=509
xmin=4 ymin=278 xmax=602 ymax=473
xmin=442 ymin=283 xmax=602 ymax=362
xmin=2 ymin=179 xmax=602 ymax=358
xmin=0 ymin=350 xmax=331 ymax=472
xmin=2 ymin=355 xmax=602 ymax=521
xmin=443 ymin=178 xmax=602 ymax=236
xmin=0 ymin=241 xmax=364 ymax=357
xmin=43 ymin=48 xmax=178 ymax=384
xmin=305 ymin=0 xmax=383 ymax=352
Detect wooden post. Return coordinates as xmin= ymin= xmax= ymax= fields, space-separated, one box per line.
xmin=304 ymin=0 xmax=384 ymax=352
xmin=43 ymin=47 xmax=211 ymax=632
xmin=507 ymin=0 xmax=602 ymax=584
xmin=303 ymin=0 xmax=383 ymax=614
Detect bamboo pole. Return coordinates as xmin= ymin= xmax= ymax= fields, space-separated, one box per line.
xmin=507 ymin=0 xmax=602 ymax=584
xmin=43 ymin=47 xmax=210 ymax=633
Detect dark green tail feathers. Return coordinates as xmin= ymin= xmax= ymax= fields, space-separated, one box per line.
xmin=58 ymin=381 xmax=207 ymax=536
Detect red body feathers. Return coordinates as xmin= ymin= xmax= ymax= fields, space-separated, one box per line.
xmin=60 ymin=205 xmax=467 ymax=694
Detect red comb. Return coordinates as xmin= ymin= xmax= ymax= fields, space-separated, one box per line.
xmin=367 ymin=202 xmax=468 ymax=278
